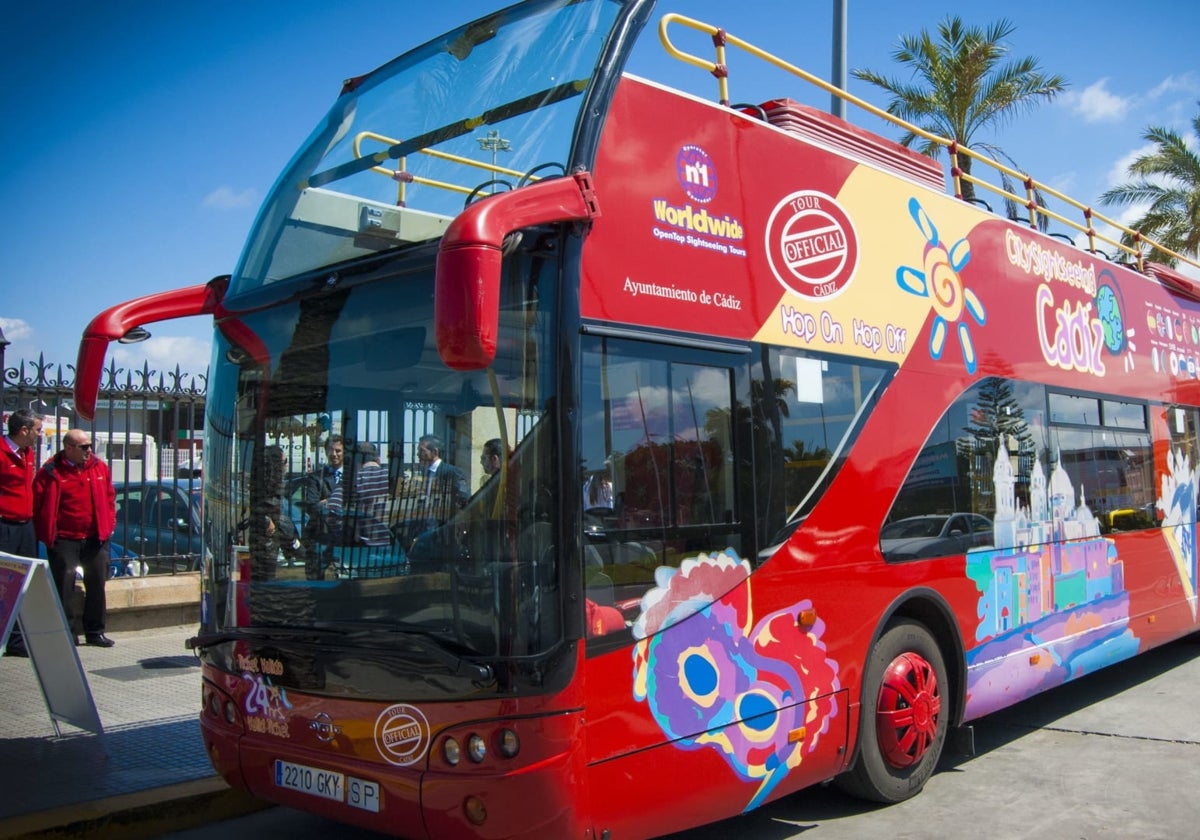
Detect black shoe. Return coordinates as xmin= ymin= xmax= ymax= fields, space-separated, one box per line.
xmin=84 ymin=634 xmax=116 ymax=648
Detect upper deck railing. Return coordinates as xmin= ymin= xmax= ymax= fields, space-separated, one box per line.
xmin=659 ymin=13 xmax=1200 ymax=276
xmin=353 ymin=131 xmax=541 ymax=206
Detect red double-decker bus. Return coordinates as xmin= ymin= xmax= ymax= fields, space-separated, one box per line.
xmin=74 ymin=1 xmax=1200 ymax=837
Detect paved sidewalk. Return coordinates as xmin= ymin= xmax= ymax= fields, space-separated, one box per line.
xmin=0 ymin=625 xmax=265 ymax=839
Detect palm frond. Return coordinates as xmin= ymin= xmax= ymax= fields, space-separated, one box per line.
xmin=1101 ymin=102 xmax=1200 ymax=263
xmin=852 ymin=13 xmax=1067 ymax=202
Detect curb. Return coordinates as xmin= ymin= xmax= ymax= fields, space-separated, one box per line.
xmin=0 ymin=777 xmax=271 ymax=840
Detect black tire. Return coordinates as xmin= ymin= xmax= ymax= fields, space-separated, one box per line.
xmin=836 ymin=619 xmax=949 ymax=803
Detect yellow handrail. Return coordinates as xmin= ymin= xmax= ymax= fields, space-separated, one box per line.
xmin=352 ymin=131 xmax=537 ymax=205
xmin=659 ymin=13 xmax=1199 ymax=273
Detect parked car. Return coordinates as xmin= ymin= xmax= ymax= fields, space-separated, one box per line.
xmin=112 ymin=480 xmax=204 ymax=572
xmin=38 ymin=539 xmax=143 ymax=578
xmin=879 ymin=513 xmax=993 ymax=561
xmin=175 ymin=460 xmax=203 ymax=480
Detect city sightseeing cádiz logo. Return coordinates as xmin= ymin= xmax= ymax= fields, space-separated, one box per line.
xmin=765 ymin=190 xmax=859 ymax=300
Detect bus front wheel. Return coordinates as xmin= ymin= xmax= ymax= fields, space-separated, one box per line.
xmin=837 ymin=619 xmax=948 ymax=803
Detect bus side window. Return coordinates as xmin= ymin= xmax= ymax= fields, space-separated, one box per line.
xmin=889 ymin=378 xmax=1159 ymax=561
xmin=579 ymin=337 xmax=742 ymax=625
xmin=1049 ymin=394 xmax=1153 ymax=534
xmin=888 ymin=377 xmax=1049 ymax=559
xmin=1161 ymin=403 xmax=1200 ymax=530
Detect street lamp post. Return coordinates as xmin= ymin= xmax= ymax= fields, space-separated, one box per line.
xmin=831 ymin=0 xmax=847 ymax=119
xmin=477 ymin=129 xmax=512 ymax=170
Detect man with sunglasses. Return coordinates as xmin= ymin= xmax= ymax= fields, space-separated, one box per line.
xmin=1 ymin=408 xmax=43 ymax=656
xmin=33 ymin=429 xmax=117 ymax=647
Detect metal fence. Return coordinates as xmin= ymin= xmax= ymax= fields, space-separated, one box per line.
xmin=1 ymin=350 xmax=207 ymax=576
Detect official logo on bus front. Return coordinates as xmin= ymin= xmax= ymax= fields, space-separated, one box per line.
xmin=374 ymin=703 xmax=429 ymax=766
xmin=765 ymin=190 xmax=858 ymax=299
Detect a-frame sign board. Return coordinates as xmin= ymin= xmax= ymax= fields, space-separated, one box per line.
xmin=0 ymin=552 xmax=103 ymax=735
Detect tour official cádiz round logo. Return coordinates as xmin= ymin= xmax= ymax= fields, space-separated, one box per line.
xmin=374 ymin=704 xmax=430 ymax=766
xmin=765 ymin=190 xmax=859 ymax=299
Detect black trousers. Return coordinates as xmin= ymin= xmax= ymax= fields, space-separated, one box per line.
xmin=47 ymin=537 xmax=110 ymax=635
xmin=1 ymin=520 xmax=36 ymax=651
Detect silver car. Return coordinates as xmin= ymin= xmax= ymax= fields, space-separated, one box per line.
xmin=880 ymin=513 xmax=993 ymax=561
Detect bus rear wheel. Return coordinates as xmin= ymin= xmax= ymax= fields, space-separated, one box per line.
xmin=837 ymin=619 xmax=948 ymax=803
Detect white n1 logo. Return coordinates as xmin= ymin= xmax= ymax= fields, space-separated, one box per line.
xmin=676 ymin=145 xmax=717 ymax=204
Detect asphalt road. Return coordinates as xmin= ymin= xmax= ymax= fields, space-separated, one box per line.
xmin=163 ymin=632 xmax=1200 ymax=840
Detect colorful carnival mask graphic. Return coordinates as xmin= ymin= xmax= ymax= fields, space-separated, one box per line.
xmin=632 ymin=550 xmax=840 ymax=811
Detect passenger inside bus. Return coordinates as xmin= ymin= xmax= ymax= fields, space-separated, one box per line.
xmin=261 ymin=444 xmax=300 ymax=570
xmin=396 ymin=433 xmax=470 ymax=567
xmin=325 ymin=442 xmax=391 ymax=550
xmin=298 ymin=435 xmax=345 ymax=579
xmin=479 ymin=437 xmax=503 ymax=484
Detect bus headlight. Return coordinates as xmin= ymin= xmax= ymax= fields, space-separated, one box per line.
xmin=498 ymin=728 xmax=519 ymax=758
xmin=467 ymin=733 xmax=487 ymax=763
xmin=443 ymin=737 xmax=461 ymax=766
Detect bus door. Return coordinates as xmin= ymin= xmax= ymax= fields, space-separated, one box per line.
xmin=577 ymin=331 xmax=751 ymax=628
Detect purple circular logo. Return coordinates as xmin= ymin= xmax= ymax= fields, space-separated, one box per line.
xmin=677 ymin=145 xmax=717 ymax=204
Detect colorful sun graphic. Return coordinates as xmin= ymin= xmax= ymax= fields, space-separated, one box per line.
xmin=632 ymin=550 xmax=840 ymax=811
xmin=896 ymin=197 xmax=986 ymax=373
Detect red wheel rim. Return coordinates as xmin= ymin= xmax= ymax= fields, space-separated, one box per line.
xmin=875 ymin=651 xmax=942 ymax=769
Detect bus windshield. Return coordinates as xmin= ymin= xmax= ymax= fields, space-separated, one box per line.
xmin=204 ymin=243 xmax=561 ymax=675
xmin=194 ymin=1 xmax=630 ymax=687
xmin=234 ymin=0 xmax=621 ymax=292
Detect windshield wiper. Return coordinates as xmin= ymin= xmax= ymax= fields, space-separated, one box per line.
xmin=303 ymin=78 xmax=588 ymax=191
xmin=188 ymin=622 xmax=494 ymax=683
xmin=186 ymin=624 xmax=347 ymax=649
xmin=311 ymin=620 xmax=495 ymax=683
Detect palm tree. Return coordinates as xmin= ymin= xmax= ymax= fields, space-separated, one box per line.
xmin=853 ymin=17 xmax=1066 ymax=221
xmin=1099 ymin=106 xmax=1200 ymax=266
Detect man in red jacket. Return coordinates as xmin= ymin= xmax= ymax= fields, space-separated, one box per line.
xmin=1 ymin=408 xmax=43 ymax=657
xmin=33 ymin=428 xmax=118 ymax=647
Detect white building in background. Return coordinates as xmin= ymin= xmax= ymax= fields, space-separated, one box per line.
xmin=91 ymin=432 xmax=158 ymax=483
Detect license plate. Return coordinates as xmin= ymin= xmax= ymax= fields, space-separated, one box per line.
xmin=275 ymin=760 xmax=345 ymax=802
xmin=346 ymin=775 xmax=382 ymax=813
xmin=274 ymin=760 xmax=380 ymax=812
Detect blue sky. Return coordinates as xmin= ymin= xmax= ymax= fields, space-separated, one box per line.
xmin=3 ymin=0 xmax=1197 ymax=381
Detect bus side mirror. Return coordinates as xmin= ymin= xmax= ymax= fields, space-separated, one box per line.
xmin=74 ymin=277 xmax=230 ymax=420
xmin=434 ymin=171 xmax=599 ymax=370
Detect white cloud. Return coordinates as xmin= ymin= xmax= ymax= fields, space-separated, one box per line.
xmin=1044 ymin=171 xmax=1077 ymax=196
xmin=1091 ymin=204 xmax=1143 ymax=250
xmin=1065 ymin=79 xmax=1131 ymax=124
xmin=1148 ymin=72 xmax=1200 ymax=100
xmin=202 ymin=186 xmax=258 ymax=209
xmin=111 ymin=335 xmax=212 ymax=381
xmin=0 ymin=317 xmax=33 ymax=343
xmin=0 ymin=317 xmax=44 ymax=367
xmin=1105 ymin=143 xmax=1155 ymax=189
